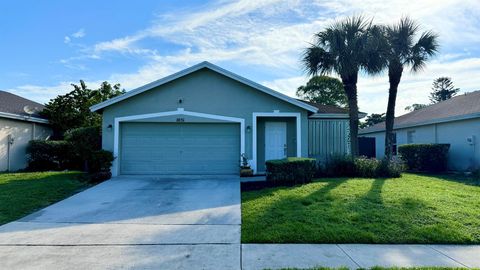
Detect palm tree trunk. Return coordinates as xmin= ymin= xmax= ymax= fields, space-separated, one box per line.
xmin=385 ymin=65 xmax=403 ymax=159
xmin=343 ymin=76 xmax=360 ymax=156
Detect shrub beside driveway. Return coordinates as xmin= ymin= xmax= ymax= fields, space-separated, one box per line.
xmin=0 ymin=171 xmax=89 ymax=225
xmin=242 ymin=173 xmax=480 ymax=244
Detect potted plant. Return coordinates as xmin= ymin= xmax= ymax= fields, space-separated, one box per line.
xmin=240 ymin=153 xmax=253 ymax=177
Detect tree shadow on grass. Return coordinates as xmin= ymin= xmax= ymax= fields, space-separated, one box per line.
xmin=242 ymin=177 xmax=472 ymax=244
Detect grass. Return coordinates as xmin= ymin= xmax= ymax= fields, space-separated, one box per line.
xmin=0 ymin=171 xmax=90 ymax=225
xmin=242 ymin=173 xmax=480 ymax=244
xmin=274 ymin=266 xmax=476 ymax=270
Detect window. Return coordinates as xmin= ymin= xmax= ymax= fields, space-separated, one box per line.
xmin=407 ymin=130 xmax=416 ymax=144
xmin=391 ymin=132 xmax=397 ymax=155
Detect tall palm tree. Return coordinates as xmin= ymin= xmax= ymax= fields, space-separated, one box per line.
xmin=303 ymin=16 xmax=386 ymax=156
xmin=384 ymin=17 xmax=438 ymax=159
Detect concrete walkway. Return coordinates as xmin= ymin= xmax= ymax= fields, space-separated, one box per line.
xmin=0 ymin=175 xmax=241 ymax=270
xmin=242 ymin=244 xmax=480 ymax=269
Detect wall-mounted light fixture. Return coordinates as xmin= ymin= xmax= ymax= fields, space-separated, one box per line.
xmin=107 ymin=124 xmax=113 ymax=132
xmin=246 ymin=125 xmax=251 ymax=133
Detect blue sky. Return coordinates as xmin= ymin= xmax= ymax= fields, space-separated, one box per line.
xmin=2 ymin=0 xmax=480 ymax=115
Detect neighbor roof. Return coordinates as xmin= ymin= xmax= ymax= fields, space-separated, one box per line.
xmin=90 ymin=61 xmax=318 ymax=113
xmin=360 ymin=90 xmax=480 ymax=134
xmin=0 ymin=90 xmax=48 ymax=124
xmin=298 ymin=99 xmax=368 ymax=118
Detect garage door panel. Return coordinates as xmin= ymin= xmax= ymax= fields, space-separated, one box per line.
xmin=120 ymin=122 xmax=240 ymax=175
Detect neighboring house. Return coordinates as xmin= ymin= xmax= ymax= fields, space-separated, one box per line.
xmin=359 ymin=91 xmax=480 ymax=171
xmin=0 ymin=91 xmax=52 ymax=171
xmin=91 ymin=61 xmax=359 ymax=176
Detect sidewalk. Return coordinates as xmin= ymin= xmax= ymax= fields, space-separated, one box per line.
xmin=242 ymin=244 xmax=480 ymax=269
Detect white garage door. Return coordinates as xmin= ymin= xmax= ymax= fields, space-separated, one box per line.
xmin=120 ymin=122 xmax=240 ymax=175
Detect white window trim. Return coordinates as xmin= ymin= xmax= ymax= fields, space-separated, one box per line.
xmin=112 ymin=108 xmax=245 ymax=176
xmin=252 ymin=112 xmax=301 ymax=173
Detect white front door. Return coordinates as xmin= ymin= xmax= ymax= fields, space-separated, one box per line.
xmin=265 ymin=122 xmax=287 ymax=161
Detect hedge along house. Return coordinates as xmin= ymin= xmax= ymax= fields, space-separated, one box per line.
xmin=91 ymin=62 xmax=354 ymax=176
xmin=359 ymin=90 xmax=480 ymax=171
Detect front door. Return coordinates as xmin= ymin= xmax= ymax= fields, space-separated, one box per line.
xmin=265 ymin=122 xmax=287 ymax=161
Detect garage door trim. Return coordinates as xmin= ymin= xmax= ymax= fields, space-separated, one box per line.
xmin=112 ymin=108 xmax=245 ymax=176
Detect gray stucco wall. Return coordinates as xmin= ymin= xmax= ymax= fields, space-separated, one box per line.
xmin=0 ymin=118 xmax=51 ymax=171
xmin=360 ymin=117 xmax=480 ymax=171
xmin=100 ymin=68 xmax=310 ymax=171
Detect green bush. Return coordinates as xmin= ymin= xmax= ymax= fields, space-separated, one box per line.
xmin=355 ymin=157 xmax=380 ymax=178
xmin=65 ymin=126 xmax=102 ymax=172
xmin=398 ymin=143 xmax=450 ymax=172
xmin=26 ymin=140 xmax=75 ymax=171
xmin=89 ymin=150 xmax=114 ymax=173
xmin=322 ymin=155 xmax=356 ymax=177
xmin=26 ymin=126 xmax=114 ymax=182
xmin=319 ymin=155 xmax=403 ymax=178
xmin=266 ymin=157 xmax=316 ymax=186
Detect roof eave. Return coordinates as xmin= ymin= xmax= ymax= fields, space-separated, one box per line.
xmin=0 ymin=111 xmax=49 ymax=124
xmin=359 ymin=112 xmax=480 ymax=135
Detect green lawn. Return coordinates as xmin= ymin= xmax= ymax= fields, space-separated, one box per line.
xmin=275 ymin=268 xmax=472 ymax=270
xmin=242 ymin=173 xmax=480 ymax=244
xmin=0 ymin=171 xmax=90 ymax=225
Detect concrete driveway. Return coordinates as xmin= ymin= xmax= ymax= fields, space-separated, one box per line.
xmin=0 ymin=175 xmax=241 ymax=270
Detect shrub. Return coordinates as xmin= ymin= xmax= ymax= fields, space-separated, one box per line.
xmin=88 ymin=150 xmax=114 ymax=173
xmin=318 ymin=155 xmax=403 ymax=178
xmin=375 ymin=158 xmax=404 ymax=178
xmin=89 ymin=171 xmax=112 ymax=183
xmin=26 ymin=125 xmax=114 ymax=183
xmin=355 ymin=157 xmax=380 ymax=178
xmin=323 ymin=155 xmax=356 ymax=177
xmin=398 ymin=143 xmax=450 ymax=172
xmin=26 ymin=140 xmax=75 ymax=171
xmin=266 ymin=157 xmax=316 ymax=186
xmin=65 ymin=126 xmax=102 ymax=172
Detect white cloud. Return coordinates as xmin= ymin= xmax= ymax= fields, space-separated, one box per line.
xmin=11 ymin=0 xmax=480 ymax=112
xmin=72 ymin=28 xmax=86 ymax=38
xmin=64 ymin=28 xmax=86 ymax=44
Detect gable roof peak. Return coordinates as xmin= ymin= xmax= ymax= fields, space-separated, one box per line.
xmin=90 ymin=61 xmax=318 ymax=113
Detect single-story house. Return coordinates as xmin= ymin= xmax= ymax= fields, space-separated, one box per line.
xmin=359 ymin=90 xmax=480 ymax=171
xmin=91 ymin=61 xmax=359 ymax=176
xmin=0 ymin=90 xmax=52 ymax=171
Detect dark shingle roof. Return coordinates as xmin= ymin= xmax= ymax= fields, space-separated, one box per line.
xmin=0 ymin=90 xmax=46 ymax=119
xmin=360 ymin=90 xmax=480 ymax=134
xmin=297 ymin=99 xmax=349 ymax=114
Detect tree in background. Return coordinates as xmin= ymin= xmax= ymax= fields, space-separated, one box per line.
xmin=302 ymin=16 xmax=386 ymax=156
xmin=41 ymin=80 xmax=124 ymax=138
xmin=359 ymin=113 xmax=386 ymax=128
xmin=405 ymin=103 xmax=428 ymax=112
xmin=429 ymin=77 xmax=459 ymax=103
xmin=383 ymin=17 xmax=438 ymax=159
xmin=296 ymin=76 xmax=347 ymax=107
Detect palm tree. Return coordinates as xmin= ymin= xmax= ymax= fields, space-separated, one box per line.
xmin=384 ymin=17 xmax=438 ymax=159
xmin=303 ymin=16 xmax=386 ymax=156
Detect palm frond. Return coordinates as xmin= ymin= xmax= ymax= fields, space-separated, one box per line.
xmin=408 ymin=30 xmax=439 ymax=72
xmin=302 ymin=45 xmax=335 ymax=76
xmin=363 ymin=24 xmax=389 ymax=74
